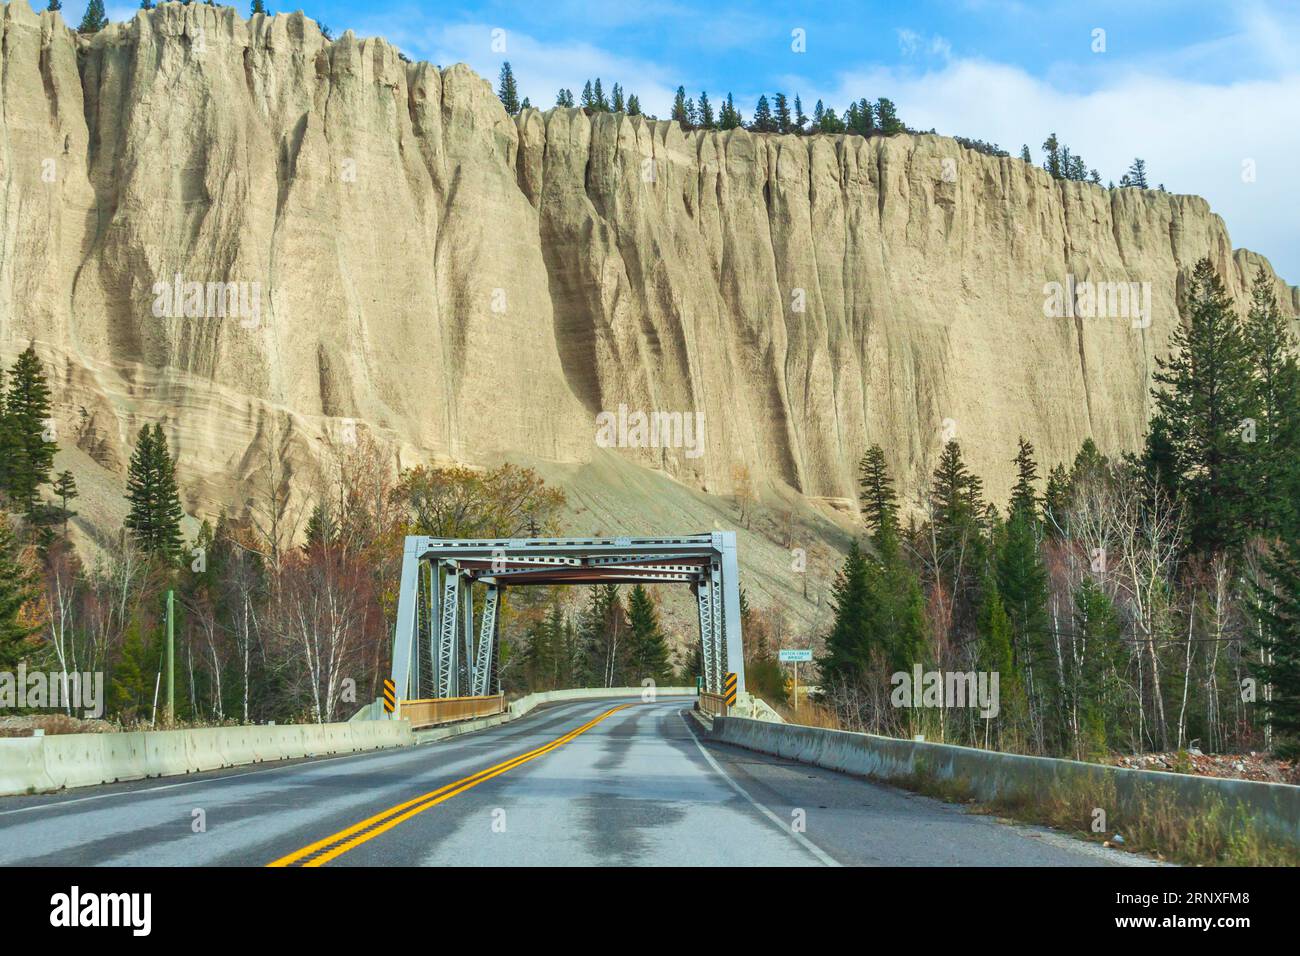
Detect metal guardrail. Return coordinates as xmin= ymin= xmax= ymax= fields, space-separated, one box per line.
xmin=699 ymin=692 xmax=728 ymax=718
xmin=399 ymin=694 xmax=506 ymax=729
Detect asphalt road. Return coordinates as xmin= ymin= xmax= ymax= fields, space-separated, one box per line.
xmin=0 ymin=697 xmax=1152 ymax=866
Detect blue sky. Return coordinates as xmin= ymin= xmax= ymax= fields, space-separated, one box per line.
xmin=91 ymin=0 xmax=1300 ymax=279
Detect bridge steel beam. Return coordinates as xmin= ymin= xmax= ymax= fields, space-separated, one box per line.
xmin=461 ymin=575 xmax=475 ymax=697
xmin=389 ymin=531 xmax=747 ymax=709
xmin=695 ymin=575 xmax=716 ymax=694
xmin=438 ymin=565 xmax=460 ymax=699
xmin=389 ymin=540 xmax=422 ymax=713
xmin=717 ymin=532 xmax=746 ymax=694
xmin=474 ymin=585 xmax=500 ymax=697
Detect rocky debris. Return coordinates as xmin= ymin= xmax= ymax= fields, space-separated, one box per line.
xmin=0 ymin=714 xmax=116 ymax=737
xmin=1110 ymin=750 xmax=1299 ymax=785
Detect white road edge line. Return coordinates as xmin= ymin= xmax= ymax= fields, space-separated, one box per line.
xmin=679 ymin=710 xmax=841 ymax=867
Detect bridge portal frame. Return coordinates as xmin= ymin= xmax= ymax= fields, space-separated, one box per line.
xmin=388 ymin=533 xmax=745 ymax=716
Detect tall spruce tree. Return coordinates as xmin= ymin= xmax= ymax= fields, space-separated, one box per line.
xmin=875 ymin=97 xmax=902 ymax=134
xmin=3 ymin=344 xmax=56 ymax=514
xmin=77 ymin=0 xmax=106 ymax=32
xmin=819 ymin=541 xmax=873 ymax=686
xmin=997 ymin=505 xmax=1051 ymax=741
xmin=773 ymin=92 xmax=792 ymax=133
xmin=497 ymin=62 xmax=520 ymax=114
xmin=1125 ymin=158 xmax=1149 ymax=188
xmin=1008 ymin=436 xmax=1041 ymax=521
xmin=0 ymin=514 xmax=38 ymax=667
xmin=1152 ymin=257 xmax=1256 ymax=556
xmin=124 ymin=424 xmax=185 ymax=560
xmin=858 ymin=444 xmax=898 ymax=537
xmin=1253 ymin=534 xmax=1300 ymax=756
xmin=626 ymin=584 xmax=672 ymax=684
xmin=52 ymin=470 xmax=78 ymax=537
xmin=1242 ymin=265 xmax=1300 ymax=535
xmin=696 ymin=91 xmax=714 ymax=128
xmin=671 ymin=86 xmax=691 ymax=128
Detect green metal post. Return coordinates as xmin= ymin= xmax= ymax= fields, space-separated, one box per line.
xmin=166 ymin=589 xmax=175 ymax=722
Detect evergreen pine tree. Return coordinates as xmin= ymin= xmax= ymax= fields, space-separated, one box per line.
xmin=611 ymin=83 xmax=624 ymax=113
xmin=875 ymin=97 xmax=902 ymax=134
xmin=3 ymin=344 xmax=56 ymax=514
xmin=626 ymin=584 xmax=672 ymax=684
xmin=998 ymin=508 xmax=1051 ymax=738
xmin=52 ymin=470 xmax=78 ymax=537
xmin=304 ymin=502 xmax=337 ymax=550
xmin=1242 ymin=265 xmax=1300 ymax=535
xmin=1008 ymin=436 xmax=1041 ymax=521
xmin=671 ymin=86 xmax=690 ymax=129
xmin=1253 ymin=534 xmax=1300 ymax=756
xmin=857 ymin=444 xmax=897 ymax=538
xmin=1071 ymin=576 xmax=1123 ymax=758
xmin=0 ymin=514 xmax=38 ymax=667
xmin=556 ymin=88 xmax=575 ymax=108
xmin=975 ymin=574 xmax=1022 ymax=747
xmin=1126 ymin=158 xmax=1149 ymax=188
xmin=626 ymin=94 xmax=641 ymax=116
xmin=109 ymin=621 xmax=156 ymax=720
xmin=592 ymin=78 xmax=608 ymax=111
xmin=751 ymin=94 xmax=774 ymax=132
xmin=773 ymin=92 xmax=791 ymax=133
xmin=819 ymin=541 xmax=872 ymax=687
xmin=78 ymin=0 xmax=106 ymax=32
xmin=697 ymin=91 xmax=714 ymax=128
xmin=497 ymin=62 xmax=521 ymax=115
xmin=1019 ymin=144 xmax=1032 ymax=163
xmin=1152 ymin=257 xmax=1257 ymax=556
xmin=793 ymin=94 xmax=807 ymax=132
xmin=1041 ymin=133 xmax=1062 ymax=178
xmin=929 ymin=440 xmax=980 ymax=557
xmin=124 ymin=424 xmax=185 ymax=560
xmin=580 ymin=80 xmax=595 ymax=109
xmin=1042 ymin=463 xmax=1071 ymax=536
xmin=725 ymin=93 xmax=744 ymax=129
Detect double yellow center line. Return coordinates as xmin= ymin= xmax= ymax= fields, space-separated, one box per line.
xmin=268 ymin=703 xmax=631 ymax=867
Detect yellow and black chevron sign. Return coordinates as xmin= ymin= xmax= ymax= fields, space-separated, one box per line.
xmin=723 ymin=672 xmax=738 ymax=706
xmin=382 ymin=679 xmax=397 ymax=714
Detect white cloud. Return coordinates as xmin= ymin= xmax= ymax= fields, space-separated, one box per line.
xmin=346 ymin=18 xmax=680 ymax=116
xmin=793 ymin=57 xmax=1300 ymax=280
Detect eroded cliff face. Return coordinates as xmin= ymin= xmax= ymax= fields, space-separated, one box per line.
xmin=2 ymin=2 xmax=1296 ymax=528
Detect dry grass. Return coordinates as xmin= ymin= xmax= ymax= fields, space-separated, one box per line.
xmin=0 ymin=714 xmax=116 ymax=737
xmin=770 ymin=706 xmax=1299 ymax=866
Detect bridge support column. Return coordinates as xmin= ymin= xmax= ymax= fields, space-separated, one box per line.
xmin=460 ymin=575 xmax=474 ymax=697
xmin=474 ymin=585 xmax=500 ymax=697
xmin=716 ymin=532 xmax=745 ymax=695
xmin=695 ymin=576 xmax=716 ymax=693
xmin=389 ymin=540 xmax=422 ymax=714
xmin=438 ymin=564 xmax=460 ymax=698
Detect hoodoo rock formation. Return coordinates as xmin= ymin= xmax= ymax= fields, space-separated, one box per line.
xmin=2 ymin=2 xmax=1296 ymax=539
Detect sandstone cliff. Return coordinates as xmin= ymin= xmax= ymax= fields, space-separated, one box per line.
xmin=2 ymin=2 xmax=1296 ymax=544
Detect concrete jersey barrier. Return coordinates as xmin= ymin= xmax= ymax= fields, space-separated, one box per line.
xmin=712 ymin=716 xmax=1300 ymax=849
xmin=0 ymin=720 xmax=413 ymax=797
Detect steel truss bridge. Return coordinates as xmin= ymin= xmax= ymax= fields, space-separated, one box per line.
xmin=388 ymin=533 xmax=745 ymax=713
